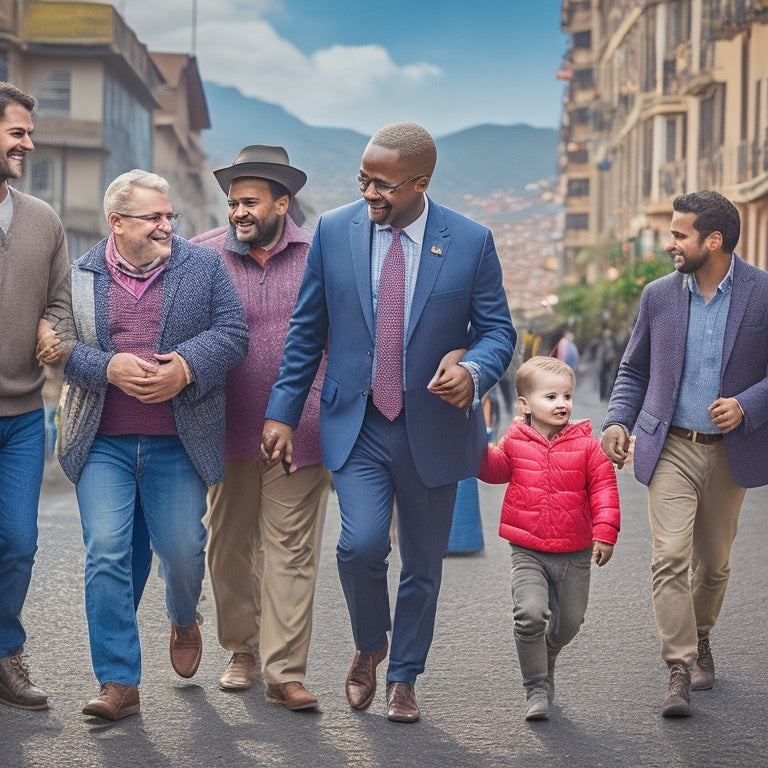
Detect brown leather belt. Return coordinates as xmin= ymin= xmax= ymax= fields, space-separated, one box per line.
xmin=668 ymin=424 xmax=723 ymax=444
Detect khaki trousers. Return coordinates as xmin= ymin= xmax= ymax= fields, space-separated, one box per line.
xmin=207 ymin=460 xmax=330 ymax=685
xmin=647 ymin=433 xmax=745 ymax=669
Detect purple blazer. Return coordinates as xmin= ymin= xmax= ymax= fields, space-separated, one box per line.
xmin=602 ymin=255 xmax=768 ymax=488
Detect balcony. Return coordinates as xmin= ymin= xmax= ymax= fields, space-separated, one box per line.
xmin=699 ymin=148 xmax=723 ymax=189
xmin=659 ymin=160 xmax=687 ymax=199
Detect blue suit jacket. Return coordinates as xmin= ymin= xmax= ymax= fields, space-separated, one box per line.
xmin=603 ymin=255 xmax=768 ymax=488
xmin=266 ymin=197 xmax=516 ymax=487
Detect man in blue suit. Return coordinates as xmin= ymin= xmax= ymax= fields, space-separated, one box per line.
xmin=262 ymin=122 xmax=515 ymax=722
xmin=602 ymin=191 xmax=768 ymax=717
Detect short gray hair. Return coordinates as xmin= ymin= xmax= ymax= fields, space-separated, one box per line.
xmin=103 ymin=169 xmax=169 ymax=220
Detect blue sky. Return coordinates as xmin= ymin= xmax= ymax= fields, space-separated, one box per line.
xmin=121 ymin=0 xmax=568 ymax=137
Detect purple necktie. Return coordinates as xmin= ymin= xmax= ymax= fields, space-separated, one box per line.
xmin=373 ymin=227 xmax=405 ymax=420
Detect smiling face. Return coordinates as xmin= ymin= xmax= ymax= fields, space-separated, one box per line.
xmin=518 ymin=370 xmax=574 ymax=439
xmin=227 ymin=177 xmax=288 ymax=250
xmin=108 ymin=186 xmax=175 ymax=268
xmin=666 ymin=211 xmax=714 ymax=274
xmin=359 ymin=143 xmax=429 ymax=229
xmin=0 ymin=102 xmax=35 ymax=186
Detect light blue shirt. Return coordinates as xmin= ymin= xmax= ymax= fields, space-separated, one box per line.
xmin=671 ymin=257 xmax=734 ymax=433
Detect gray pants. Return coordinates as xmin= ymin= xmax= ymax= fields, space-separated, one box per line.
xmin=509 ymin=544 xmax=591 ymax=696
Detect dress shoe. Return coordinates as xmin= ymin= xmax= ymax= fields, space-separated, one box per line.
xmin=82 ymin=682 xmax=140 ymax=721
xmin=265 ymin=681 xmax=318 ymax=710
xmin=170 ymin=621 xmax=202 ymax=678
xmin=525 ymin=689 xmax=549 ymax=721
xmin=661 ymin=662 xmax=692 ymax=717
xmin=0 ymin=654 xmax=48 ymax=710
xmin=346 ymin=645 xmax=387 ymax=710
xmin=690 ymin=636 xmax=715 ymax=691
xmin=386 ymin=681 xmax=420 ymax=723
xmin=219 ymin=651 xmax=260 ymax=690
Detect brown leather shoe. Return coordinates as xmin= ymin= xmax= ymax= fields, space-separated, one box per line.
xmin=661 ymin=662 xmax=692 ymax=717
xmin=690 ymin=636 xmax=715 ymax=691
xmin=386 ymin=681 xmax=420 ymax=723
xmin=345 ymin=645 xmax=387 ymax=710
xmin=0 ymin=654 xmax=48 ymax=711
xmin=82 ymin=682 xmax=140 ymax=721
xmin=170 ymin=621 xmax=202 ymax=678
xmin=219 ymin=651 xmax=260 ymax=691
xmin=264 ymin=681 xmax=318 ymax=710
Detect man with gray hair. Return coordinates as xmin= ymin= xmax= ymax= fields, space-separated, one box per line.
xmin=0 ymin=81 xmax=72 ymax=712
xmin=59 ymin=169 xmax=248 ymax=720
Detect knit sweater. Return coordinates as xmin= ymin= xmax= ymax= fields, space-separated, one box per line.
xmin=192 ymin=217 xmax=326 ymax=467
xmin=0 ymin=188 xmax=72 ymax=417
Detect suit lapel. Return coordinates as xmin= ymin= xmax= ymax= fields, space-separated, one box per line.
xmin=406 ymin=200 xmax=450 ymax=345
xmin=350 ymin=206 xmax=375 ymax=340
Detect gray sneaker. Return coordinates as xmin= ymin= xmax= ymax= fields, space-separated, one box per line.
xmin=661 ymin=662 xmax=691 ymax=717
xmin=690 ymin=636 xmax=715 ymax=691
xmin=0 ymin=654 xmax=48 ymax=710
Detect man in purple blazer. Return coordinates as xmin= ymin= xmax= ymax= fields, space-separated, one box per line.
xmin=262 ymin=122 xmax=515 ymax=722
xmin=602 ymin=191 xmax=768 ymax=717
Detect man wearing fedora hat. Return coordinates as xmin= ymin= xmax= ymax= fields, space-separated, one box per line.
xmin=192 ymin=145 xmax=330 ymax=711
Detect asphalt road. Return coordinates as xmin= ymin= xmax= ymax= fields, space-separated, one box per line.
xmin=2 ymin=371 xmax=767 ymax=768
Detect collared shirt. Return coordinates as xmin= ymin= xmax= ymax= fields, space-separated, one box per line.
xmin=671 ymin=257 xmax=734 ymax=433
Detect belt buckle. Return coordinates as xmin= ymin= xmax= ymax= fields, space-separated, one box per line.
xmin=689 ymin=429 xmax=699 ymax=443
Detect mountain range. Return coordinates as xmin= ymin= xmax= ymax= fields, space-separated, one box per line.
xmin=200 ymin=82 xmax=560 ymax=217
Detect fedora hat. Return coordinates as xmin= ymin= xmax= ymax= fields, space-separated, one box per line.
xmin=213 ymin=145 xmax=307 ymax=196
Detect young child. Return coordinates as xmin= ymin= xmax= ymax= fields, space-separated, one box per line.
xmin=478 ymin=356 xmax=620 ymax=721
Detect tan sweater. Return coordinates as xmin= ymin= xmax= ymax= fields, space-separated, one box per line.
xmin=0 ymin=187 xmax=72 ymax=417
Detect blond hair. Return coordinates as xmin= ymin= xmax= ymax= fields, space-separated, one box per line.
xmin=515 ymin=356 xmax=575 ymax=398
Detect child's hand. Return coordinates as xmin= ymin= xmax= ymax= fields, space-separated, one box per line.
xmin=592 ymin=541 xmax=614 ymax=567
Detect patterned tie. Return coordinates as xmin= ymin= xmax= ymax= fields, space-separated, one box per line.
xmin=373 ymin=227 xmax=405 ymax=420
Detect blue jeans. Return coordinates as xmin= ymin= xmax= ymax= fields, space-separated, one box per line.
xmin=333 ymin=400 xmax=457 ymax=685
xmin=0 ymin=410 xmax=45 ymax=658
xmin=76 ymin=434 xmax=207 ymax=686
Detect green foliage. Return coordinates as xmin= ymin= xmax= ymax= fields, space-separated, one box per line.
xmin=555 ymin=252 xmax=673 ymax=345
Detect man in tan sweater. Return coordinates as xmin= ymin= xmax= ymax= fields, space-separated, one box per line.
xmin=0 ymin=82 xmax=72 ymax=711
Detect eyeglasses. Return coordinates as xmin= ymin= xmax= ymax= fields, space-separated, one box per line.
xmin=116 ymin=212 xmax=183 ymax=229
xmin=357 ymin=174 xmax=423 ymax=195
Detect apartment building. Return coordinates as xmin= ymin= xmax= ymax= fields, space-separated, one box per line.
xmin=559 ymin=0 xmax=768 ymax=278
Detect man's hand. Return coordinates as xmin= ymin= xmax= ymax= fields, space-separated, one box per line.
xmin=592 ymin=541 xmax=614 ymax=567
xmin=36 ymin=319 xmax=62 ymax=365
xmin=708 ymin=397 xmax=743 ymax=433
xmin=106 ymin=353 xmax=159 ymax=397
xmin=129 ymin=352 xmax=190 ymax=404
xmin=427 ymin=348 xmax=474 ymax=408
xmin=601 ymin=424 xmax=630 ymax=469
xmin=261 ymin=419 xmax=295 ymax=471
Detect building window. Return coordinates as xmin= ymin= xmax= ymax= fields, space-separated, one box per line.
xmin=37 ymin=70 xmax=70 ymax=115
xmin=567 ymin=178 xmax=590 ymax=197
xmin=0 ymin=51 xmax=8 ymax=83
xmin=699 ymin=84 xmax=725 ymax=154
xmin=566 ymin=213 xmax=589 ymax=230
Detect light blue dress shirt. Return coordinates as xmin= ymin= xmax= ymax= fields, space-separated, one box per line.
xmin=671 ymin=257 xmax=734 ymax=433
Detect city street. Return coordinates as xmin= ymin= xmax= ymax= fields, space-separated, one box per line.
xmin=2 ymin=372 xmax=767 ymax=768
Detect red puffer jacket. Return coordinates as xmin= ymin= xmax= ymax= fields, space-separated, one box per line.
xmin=479 ymin=419 xmax=620 ymax=553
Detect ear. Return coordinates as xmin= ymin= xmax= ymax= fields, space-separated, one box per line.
xmin=706 ymin=230 xmax=723 ymax=251
xmin=518 ymin=395 xmax=530 ymax=415
xmin=416 ymin=175 xmax=430 ymax=192
xmin=274 ymin=194 xmax=290 ymax=215
xmin=107 ymin=212 xmax=124 ymax=236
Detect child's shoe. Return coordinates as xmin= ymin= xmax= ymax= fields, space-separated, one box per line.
xmin=525 ymin=689 xmax=549 ymax=720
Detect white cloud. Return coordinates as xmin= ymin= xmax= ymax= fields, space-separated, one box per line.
xmin=121 ymin=1 xmax=442 ymax=132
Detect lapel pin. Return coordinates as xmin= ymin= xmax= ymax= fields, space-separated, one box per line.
xmin=431 ymin=245 xmax=442 ymax=256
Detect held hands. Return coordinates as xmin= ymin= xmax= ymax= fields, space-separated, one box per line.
xmin=261 ymin=418 xmax=295 ymax=472
xmin=600 ymin=424 xmax=630 ymax=469
xmin=427 ymin=348 xmax=474 ymax=409
xmin=708 ymin=397 xmax=743 ymax=433
xmin=106 ymin=351 xmax=189 ymax=403
xmin=36 ymin=319 xmax=62 ymax=365
xmin=592 ymin=541 xmax=614 ymax=567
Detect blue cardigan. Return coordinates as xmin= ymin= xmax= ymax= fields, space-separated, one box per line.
xmin=60 ymin=235 xmax=248 ymax=486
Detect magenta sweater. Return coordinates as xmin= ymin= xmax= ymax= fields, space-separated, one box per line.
xmin=98 ymin=277 xmax=177 ymax=436
xmin=192 ymin=217 xmax=325 ymax=466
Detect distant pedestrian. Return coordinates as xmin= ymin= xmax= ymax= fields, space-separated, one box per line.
xmin=601 ymin=190 xmax=768 ymax=717
xmin=596 ymin=327 xmax=618 ymax=400
xmin=479 ymin=356 xmax=620 ymax=721
xmin=0 ymin=82 xmax=73 ymax=712
xmin=550 ymin=329 xmax=579 ymax=371
xmin=59 ymin=170 xmax=248 ymax=721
